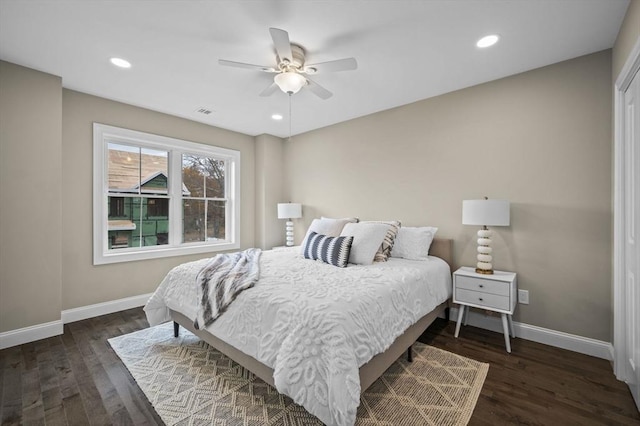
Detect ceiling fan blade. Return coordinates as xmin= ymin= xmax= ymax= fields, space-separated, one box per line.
xmin=305 ymin=78 xmax=332 ymax=100
xmin=259 ymin=82 xmax=279 ymax=97
xmin=269 ymin=28 xmax=293 ymax=63
xmin=219 ymin=59 xmax=276 ymax=72
xmin=305 ymin=58 xmax=358 ymax=74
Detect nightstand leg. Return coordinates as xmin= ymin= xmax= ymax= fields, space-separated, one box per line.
xmin=455 ymin=305 xmax=465 ymax=338
xmin=463 ymin=305 xmax=469 ymax=326
xmin=507 ymin=314 xmax=515 ymax=337
xmin=501 ymin=314 xmax=512 ymax=353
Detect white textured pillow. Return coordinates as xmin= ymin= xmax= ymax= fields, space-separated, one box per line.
xmin=300 ymin=218 xmax=357 ymax=253
xmin=340 ymin=222 xmax=390 ymax=265
xmin=390 ymin=226 xmax=438 ymax=260
xmin=360 ymin=220 xmax=401 ymax=262
xmin=321 ymin=216 xmax=359 ymax=223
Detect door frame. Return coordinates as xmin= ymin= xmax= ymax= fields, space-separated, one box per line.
xmin=614 ymin=36 xmax=640 ymax=383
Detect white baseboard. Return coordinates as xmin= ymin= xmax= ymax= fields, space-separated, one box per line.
xmin=447 ymin=307 xmax=614 ymax=360
xmin=61 ymin=293 xmax=153 ymax=324
xmin=2 ymin=295 xmax=615 ymax=361
xmin=0 ymin=320 xmax=63 ymax=350
xmin=0 ymin=293 xmax=152 ymax=350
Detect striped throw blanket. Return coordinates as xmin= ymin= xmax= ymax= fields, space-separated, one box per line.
xmin=194 ymin=248 xmax=261 ymax=330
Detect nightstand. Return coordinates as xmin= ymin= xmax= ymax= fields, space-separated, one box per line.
xmin=453 ymin=267 xmax=517 ymax=353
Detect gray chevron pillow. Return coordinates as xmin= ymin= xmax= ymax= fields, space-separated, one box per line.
xmin=303 ymin=232 xmax=353 ymax=268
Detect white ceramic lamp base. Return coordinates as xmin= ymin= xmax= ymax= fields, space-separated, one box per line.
xmin=277 ymin=203 xmax=302 ymax=247
xmin=476 ymin=228 xmax=494 ymax=274
xmin=285 ymin=220 xmax=294 ymax=246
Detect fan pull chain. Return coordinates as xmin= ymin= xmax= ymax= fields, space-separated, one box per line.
xmin=288 ymin=93 xmax=292 ymax=141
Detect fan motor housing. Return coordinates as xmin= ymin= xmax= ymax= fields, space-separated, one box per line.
xmin=277 ymin=44 xmax=306 ymax=70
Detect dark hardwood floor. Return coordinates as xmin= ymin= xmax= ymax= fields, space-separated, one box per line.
xmin=420 ymin=320 xmax=639 ymax=425
xmin=1 ymin=308 xmax=638 ymax=425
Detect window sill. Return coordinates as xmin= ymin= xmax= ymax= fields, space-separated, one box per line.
xmin=93 ymin=241 xmax=240 ymax=265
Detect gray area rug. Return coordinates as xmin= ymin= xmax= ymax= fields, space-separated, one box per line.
xmin=109 ymin=322 xmax=488 ymax=425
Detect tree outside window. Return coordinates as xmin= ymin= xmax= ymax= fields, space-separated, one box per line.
xmin=182 ymin=154 xmax=226 ymax=243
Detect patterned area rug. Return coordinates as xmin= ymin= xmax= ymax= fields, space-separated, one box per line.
xmin=109 ymin=323 xmax=488 ymax=425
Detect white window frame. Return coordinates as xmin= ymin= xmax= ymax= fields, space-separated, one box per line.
xmin=93 ymin=123 xmax=241 ymax=265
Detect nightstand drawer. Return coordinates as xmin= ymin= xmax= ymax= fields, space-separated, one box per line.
xmin=455 ymin=288 xmax=510 ymax=311
xmin=456 ymin=275 xmax=509 ymax=296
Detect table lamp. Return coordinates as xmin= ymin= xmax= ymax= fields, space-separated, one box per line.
xmin=277 ymin=203 xmax=302 ymax=246
xmin=462 ymin=197 xmax=510 ymax=274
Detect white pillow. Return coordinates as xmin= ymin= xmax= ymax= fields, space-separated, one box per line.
xmin=300 ymin=218 xmax=357 ymax=253
xmin=322 ymin=216 xmax=359 ymax=223
xmin=359 ymin=220 xmax=401 ymax=262
xmin=340 ymin=222 xmax=390 ymax=265
xmin=390 ymin=226 xmax=438 ymax=260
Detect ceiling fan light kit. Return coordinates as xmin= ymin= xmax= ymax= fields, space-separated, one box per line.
xmin=219 ymin=27 xmax=357 ymax=99
xmin=274 ymin=71 xmax=306 ymax=94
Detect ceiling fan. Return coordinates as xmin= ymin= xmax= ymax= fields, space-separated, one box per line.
xmin=219 ymin=28 xmax=357 ymax=100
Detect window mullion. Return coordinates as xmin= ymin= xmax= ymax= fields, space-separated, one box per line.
xmin=204 ymin=197 xmax=209 ymax=242
xmin=169 ymin=150 xmax=182 ymax=247
xmin=136 ymin=195 xmax=142 ymax=247
xmin=203 ymin=171 xmax=207 ymax=242
xmin=136 ymin=151 xmax=142 ymax=248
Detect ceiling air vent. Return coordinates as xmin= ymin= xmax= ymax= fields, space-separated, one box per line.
xmin=194 ymin=107 xmax=214 ymax=115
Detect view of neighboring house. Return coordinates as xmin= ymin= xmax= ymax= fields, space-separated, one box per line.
xmin=107 ymin=145 xmax=171 ymax=249
xmin=107 ymin=144 xmax=226 ymax=249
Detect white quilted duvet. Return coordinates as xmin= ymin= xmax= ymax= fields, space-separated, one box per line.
xmin=144 ymin=247 xmax=451 ymax=426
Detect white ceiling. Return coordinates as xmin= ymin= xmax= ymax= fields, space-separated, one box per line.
xmin=0 ymin=0 xmax=629 ymax=138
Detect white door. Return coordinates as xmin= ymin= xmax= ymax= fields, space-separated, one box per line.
xmin=623 ymin=66 xmax=640 ymax=409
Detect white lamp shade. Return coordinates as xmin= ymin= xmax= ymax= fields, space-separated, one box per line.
xmin=462 ymin=199 xmax=510 ymax=226
xmin=277 ymin=203 xmax=302 ymax=219
xmin=274 ymin=72 xmax=306 ymax=94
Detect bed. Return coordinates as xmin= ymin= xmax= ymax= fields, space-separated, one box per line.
xmin=144 ymin=237 xmax=453 ymax=426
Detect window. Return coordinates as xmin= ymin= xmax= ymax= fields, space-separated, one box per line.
xmin=147 ymin=198 xmax=169 ymax=218
xmin=93 ymin=123 xmax=240 ymax=264
xmin=109 ymin=197 xmax=125 ymax=217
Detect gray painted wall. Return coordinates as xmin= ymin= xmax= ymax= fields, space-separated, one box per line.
xmin=0 ymin=61 xmax=63 ymax=331
xmin=255 ymin=134 xmax=286 ymax=249
xmin=284 ymin=50 xmax=613 ymax=341
xmin=613 ymin=0 xmax=639 ymax=80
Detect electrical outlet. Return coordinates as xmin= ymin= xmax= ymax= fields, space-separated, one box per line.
xmin=518 ymin=289 xmax=529 ymax=304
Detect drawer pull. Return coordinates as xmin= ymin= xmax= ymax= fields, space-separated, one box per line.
xmin=479 ymin=284 xmax=484 ymax=288
xmin=479 ymin=298 xmax=483 ymax=301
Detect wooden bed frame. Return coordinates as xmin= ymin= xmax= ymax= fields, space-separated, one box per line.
xmin=170 ymin=238 xmax=453 ymax=393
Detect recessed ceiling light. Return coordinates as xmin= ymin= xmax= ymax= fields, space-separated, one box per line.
xmin=110 ymin=57 xmax=131 ymax=68
xmin=476 ymin=34 xmax=500 ymax=48
xmin=271 ymin=114 xmax=283 ymax=120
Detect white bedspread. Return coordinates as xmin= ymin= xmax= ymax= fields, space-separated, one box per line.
xmin=144 ymin=247 xmax=451 ymax=426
